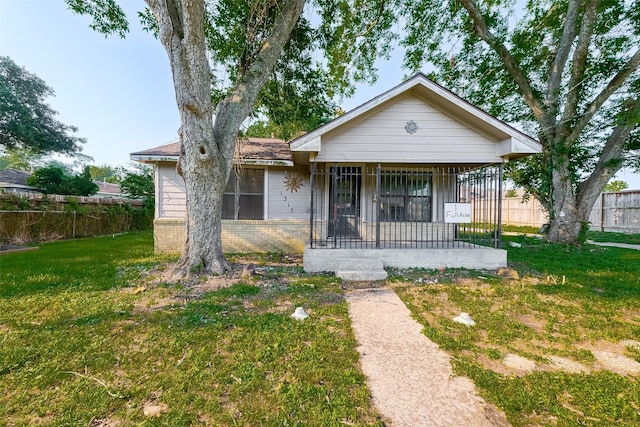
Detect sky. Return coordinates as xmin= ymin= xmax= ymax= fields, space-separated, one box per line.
xmin=1 ymin=0 xmax=639 ymax=189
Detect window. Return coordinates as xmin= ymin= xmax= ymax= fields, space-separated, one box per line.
xmin=222 ymin=169 xmax=264 ymax=220
xmin=380 ymin=171 xmax=432 ymax=221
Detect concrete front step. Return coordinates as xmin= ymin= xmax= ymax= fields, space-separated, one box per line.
xmin=335 ymin=258 xmax=388 ymax=282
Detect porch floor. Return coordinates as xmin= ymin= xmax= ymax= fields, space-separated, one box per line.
xmin=304 ymin=245 xmax=507 ymax=273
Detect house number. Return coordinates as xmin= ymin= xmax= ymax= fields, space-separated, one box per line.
xmin=281 ymin=190 xmax=294 ymax=213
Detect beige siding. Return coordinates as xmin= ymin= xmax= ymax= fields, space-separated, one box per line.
xmin=156 ymin=163 xmax=310 ymax=221
xmin=157 ymin=163 xmax=186 ymax=218
xmin=267 ymin=167 xmax=311 ymax=220
xmin=316 ymin=95 xmax=500 ymax=163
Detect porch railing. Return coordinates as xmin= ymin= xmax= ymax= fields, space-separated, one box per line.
xmin=309 ymin=164 xmax=502 ymax=249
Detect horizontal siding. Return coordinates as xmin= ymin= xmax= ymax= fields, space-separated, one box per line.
xmin=267 ymin=167 xmax=311 ymax=220
xmin=157 ymin=164 xmax=186 ymax=218
xmin=317 ymin=95 xmax=499 ymax=163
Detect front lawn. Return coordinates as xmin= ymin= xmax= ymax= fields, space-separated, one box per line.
xmin=0 ymin=232 xmax=382 ymax=426
xmin=3 ymin=231 xmax=639 ymax=426
xmin=394 ymin=236 xmax=640 ymax=426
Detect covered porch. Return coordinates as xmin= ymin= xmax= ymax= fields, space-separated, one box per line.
xmin=304 ymin=164 xmax=507 ymax=273
xmin=288 ymin=73 xmax=542 ymax=274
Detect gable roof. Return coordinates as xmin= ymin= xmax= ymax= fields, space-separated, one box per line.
xmin=130 ymin=137 xmax=293 ymax=166
xmin=290 ymin=73 xmax=541 ymax=161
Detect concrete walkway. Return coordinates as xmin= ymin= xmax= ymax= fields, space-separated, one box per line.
xmin=587 ymin=240 xmax=640 ymax=250
xmin=345 ymin=288 xmax=508 ymax=427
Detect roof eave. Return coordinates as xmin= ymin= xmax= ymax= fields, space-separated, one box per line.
xmin=130 ymin=154 xmax=293 ymax=167
xmin=130 ymin=154 xmax=178 ymax=163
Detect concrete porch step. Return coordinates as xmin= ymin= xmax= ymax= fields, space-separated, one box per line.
xmin=335 ymin=258 xmax=388 ymax=282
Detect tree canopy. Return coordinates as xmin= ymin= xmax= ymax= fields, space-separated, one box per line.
xmin=119 ymin=164 xmax=154 ymax=199
xmin=604 ymin=179 xmax=629 ymax=192
xmin=402 ymin=0 xmax=640 ymax=242
xmin=89 ymin=164 xmax=123 ymax=183
xmin=27 ymin=164 xmax=98 ymax=196
xmin=0 ymin=56 xmax=86 ymax=154
xmin=0 ymin=148 xmax=44 ymax=171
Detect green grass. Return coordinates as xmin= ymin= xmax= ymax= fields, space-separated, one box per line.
xmin=394 ymin=234 xmax=640 ymax=426
xmin=587 ymin=230 xmax=640 ymax=245
xmin=0 ymin=232 xmax=382 ymax=426
xmin=501 ymin=224 xmax=541 ymax=234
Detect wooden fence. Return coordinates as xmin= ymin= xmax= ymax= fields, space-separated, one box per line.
xmin=502 ymin=196 xmax=548 ymax=227
xmin=499 ymin=190 xmax=640 ymax=233
xmin=0 ymin=191 xmax=151 ymax=244
xmin=589 ymin=191 xmax=640 ymax=233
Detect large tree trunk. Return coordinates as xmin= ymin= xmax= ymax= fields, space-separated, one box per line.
xmin=546 ymin=154 xmax=583 ymax=243
xmin=147 ymin=0 xmax=305 ymax=277
xmin=546 ymin=100 xmax=638 ymax=243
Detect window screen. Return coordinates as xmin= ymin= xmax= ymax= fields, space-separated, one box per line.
xmin=222 ymin=169 xmax=264 ymax=220
xmin=380 ymin=171 xmax=432 ymax=222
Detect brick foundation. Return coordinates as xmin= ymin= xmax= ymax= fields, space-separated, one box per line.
xmin=153 ymin=218 xmax=308 ymax=254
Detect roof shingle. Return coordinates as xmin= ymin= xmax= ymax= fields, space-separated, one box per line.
xmin=131 ymin=137 xmax=292 ymax=162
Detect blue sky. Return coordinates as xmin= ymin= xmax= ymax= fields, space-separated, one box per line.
xmin=0 ymin=0 xmax=400 ymax=167
xmin=1 ymin=0 xmax=638 ymax=188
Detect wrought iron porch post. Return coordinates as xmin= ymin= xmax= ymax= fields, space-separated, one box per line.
xmin=309 ymin=162 xmax=315 ymax=248
xmin=376 ymin=163 xmax=381 ymax=248
xmin=496 ymin=164 xmax=503 ymax=249
xmin=332 ymin=163 xmax=337 ymax=248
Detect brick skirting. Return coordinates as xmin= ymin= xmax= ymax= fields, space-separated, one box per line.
xmin=153 ymin=218 xmax=308 ymax=254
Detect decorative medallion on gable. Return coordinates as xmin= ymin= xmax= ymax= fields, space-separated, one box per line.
xmin=405 ymin=120 xmax=419 ymax=134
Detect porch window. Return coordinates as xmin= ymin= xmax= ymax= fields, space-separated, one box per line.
xmin=222 ymin=169 xmax=264 ymax=220
xmin=380 ymin=171 xmax=432 ymax=222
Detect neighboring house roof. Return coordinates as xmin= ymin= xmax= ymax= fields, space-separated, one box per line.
xmin=0 ymin=169 xmax=43 ymax=193
xmin=94 ymin=181 xmax=122 ymax=197
xmin=0 ymin=169 xmax=31 ymax=186
xmin=290 ymin=72 xmax=542 ymax=161
xmin=130 ymin=137 xmax=293 ymax=166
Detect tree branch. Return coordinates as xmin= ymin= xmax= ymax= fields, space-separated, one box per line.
xmin=355 ymin=0 xmax=387 ymax=38
xmin=545 ymin=0 xmax=581 ymax=117
xmin=560 ymin=0 xmax=600 ymax=140
xmin=568 ymin=49 xmax=640 ymax=143
xmin=576 ymin=97 xmax=639 ymax=213
xmin=214 ymin=0 xmax=306 ymax=163
xmin=458 ymin=0 xmax=547 ymax=123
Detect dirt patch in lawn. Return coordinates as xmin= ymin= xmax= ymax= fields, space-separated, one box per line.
xmin=394 ymin=277 xmax=640 ymax=378
xmin=128 ymin=263 xmax=257 ymax=313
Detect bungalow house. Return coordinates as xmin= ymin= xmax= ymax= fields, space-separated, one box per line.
xmin=131 ymin=73 xmax=541 ymax=273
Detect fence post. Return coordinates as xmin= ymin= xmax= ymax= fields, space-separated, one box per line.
xmin=72 ymin=211 xmax=77 ymax=239
xmin=600 ymin=193 xmax=605 ymax=232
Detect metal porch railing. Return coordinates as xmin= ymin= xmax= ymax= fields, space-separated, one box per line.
xmin=309 ymin=164 xmax=503 ymax=249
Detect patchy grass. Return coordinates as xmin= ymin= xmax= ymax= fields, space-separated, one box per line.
xmin=587 ymin=230 xmax=640 ymax=245
xmin=0 ymin=232 xmax=382 ymax=426
xmin=501 ymin=224 xmax=541 ymax=234
xmin=393 ymin=235 xmax=640 ymax=426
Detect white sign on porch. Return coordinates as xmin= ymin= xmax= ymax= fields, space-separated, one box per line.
xmin=444 ymin=203 xmax=472 ymax=223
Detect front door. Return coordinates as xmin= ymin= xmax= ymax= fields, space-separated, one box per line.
xmin=328 ymin=166 xmax=361 ymax=237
